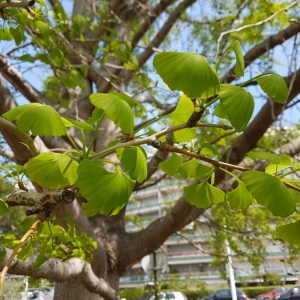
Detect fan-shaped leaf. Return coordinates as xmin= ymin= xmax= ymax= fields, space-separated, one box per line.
xmin=24 ymin=153 xmax=78 ymax=189
xmin=265 ymin=154 xmax=293 ymax=174
xmin=226 ymin=181 xmax=252 ymax=211
xmin=184 ymin=182 xmax=225 ymax=208
xmin=0 ymin=198 xmax=9 ymax=215
xmin=242 ymin=171 xmax=295 ymax=217
xmin=77 ymin=160 xmax=135 ymax=216
xmin=178 ymin=158 xmax=212 ymax=179
xmin=153 ymin=52 xmax=220 ymax=98
xmin=277 ymin=220 xmax=300 ymax=245
xmin=167 ymin=95 xmax=196 ymax=142
xmin=247 ymin=151 xmax=280 ymax=164
xmin=3 ymin=103 xmax=66 ymax=136
xmin=216 ymin=84 xmax=254 ymax=131
xmin=159 ymin=153 xmax=183 ymax=176
xmin=90 ymin=93 xmax=134 ymax=133
xmin=257 ymin=73 xmax=288 ymax=103
xmin=116 ymin=146 xmax=147 ymax=183
xmin=62 ymin=117 xmax=94 ymax=131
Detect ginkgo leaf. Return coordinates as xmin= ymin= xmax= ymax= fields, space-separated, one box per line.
xmin=216 ymin=40 xmax=244 ymax=76
xmin=178 ymin=158 xmax=212 ymax=179
xmin=109 ymin=91 xmax=147 ymax=112
xmin=116 ymin=146 xmax=147 ymax=183
xmin=62 ymin=117 xmax=94 ymax=131
xmin=3 ymin=103 xmax=66 ymax=136
xmin=153 ymin=52 xmax=220 ymax=98
xmin=217 ymin=84 xmax=254 ymax=131
xmin=167 ymin=95 xmax=196 ymax=142
xmin=242 ymin=171 xmax=295 ymax=217
xmin=0 ymin=198 xmax=9 ymax=215
xmin=24 ymin=153 xmax=78 ymax=189
xmin=226 ymin=181 xmax=253 ymax=211
xmin=77 ymin=160 xmax=135 ymax=216
xmin=247 ymin=151 xmax=281 ymax=164
xmin=276 ymin=220 xmax=300 ymax=245
xmin=184 ymin=181 xmax=225 ymax=208
xmin=257 ymin=73 xmax=288 ymax=103
xmin=90 ymin=93 xmax=134 ymax=133
xmin=265 ymin=154 xmax=293 ymax=174
xmin=159 ymin=153 xmax=183 ymax=176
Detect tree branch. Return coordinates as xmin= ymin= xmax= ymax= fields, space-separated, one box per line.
xmin=221 ymin=22 xmax=300 ymax=83
xmin=0 ymin=247 xmax=117 ymax=300
xmin=0 ymin=0 xmax=35 ymax=10
xmin=215 ymin=0 xmax=300 ymax=60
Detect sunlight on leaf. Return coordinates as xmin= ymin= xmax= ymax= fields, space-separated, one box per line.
xmin=216 ymin=84 xmax=254 ymax=131
xmin=167 ymin=95 xmax=196 ymax=142
xmin=247 ymin=151 xmax=281 ymax=164
xmin=3 ymin=103 xmax=66 ymax=136
xmin=24 ymin=153 xmax=78 ymax=189
xmin=90 ymin=93 xmax=134 ymax=133
xmin=153 ymin=52 xmax=220 ymax=98
xmin=116 ymin=146 xmax=147 ymax=183
xmin=265 ymin=154 xmax=293 ymax=174
xmin=77 ymin=160 xmax=135 ymax=216
xmin=216 ymin=40 xmax=244 ymax=76
xmin=242 ymin=171 xmax=295 ymax=217
xmin=257 ymin=73 xmax=288 ymax=103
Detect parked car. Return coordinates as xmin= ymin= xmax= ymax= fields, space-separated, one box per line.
xmin=278 ymin=286 xmax=300 ymax=300
xmin=256 ymin=287 xmax=286 ymax=300
xmin=200 ymin=289 xmax=248 ymax=300
xmin=149 ymin=291 xmax=187 ymax=300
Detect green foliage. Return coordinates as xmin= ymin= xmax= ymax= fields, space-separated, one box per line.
xmin=242 ymin=171 xmax=295 ymax=217
xmin=153 ymin=52 xmax=220 ymax=98
xmin=24 ymin=153 xmax=78 ymax=189
xmin=3 ymin=104 xmax=66 ymax=137
xmin=77 ymin=160 xmax=135 ymax=216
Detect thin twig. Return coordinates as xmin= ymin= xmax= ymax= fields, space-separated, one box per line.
xmin=0 ymin=218 xmax=42 ymax=296
xmin=215 ymin=0 xmax=300 ymax=61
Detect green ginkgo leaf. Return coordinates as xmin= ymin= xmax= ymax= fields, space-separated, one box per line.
xmin=265 ymin=154 xmax=293 ymax=174
xmin=3 ymin=103 xmax=66 ymax=136
xmin=216 ymin=84 xmax=254 ymax=131
xmin=77 ymin=160 xmax=135 ymax=216
xmin=159 ymin=153 xmax=183 ymax=176
xmin=109 ymin=91 xmax=147 ymax=112
xmin=90 ymin=93 xmax=134 ymax=133
xmin=242 ymin=171 xmax=295 ymax=217
xmin=62 ymin=117 xmax=94 ymax=131
xmin=226 ymin=181 xmax=253 ymax=211
xmin=116 ymin=146 xmax=147 ymax=183
xmin=257 ymin=73 xmax=288 ymax=103
xmin=216 ymin=40 xmax=244 ymax=76
xmin=276 ymin=220 xmax=300 ymax=245
xmin=184 ymin=181 xmax=225 ymax=208
xmin=153 ymin=52 xmax=220 ymax=98
xmin=167 ymin=95 xmax=196 ymax=142
xmin=24 ymin=153 xmax=78 ymax=189
xmin=178 ymin=158 xmax=212 ymax=179
xmin=0 ymin=198 xmax=9 ymax=215
xmin=247 ymin=151 xmax=281 ymax=164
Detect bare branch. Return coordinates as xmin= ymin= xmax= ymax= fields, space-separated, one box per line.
xmin=215 ymin=0 xmax=300 ymax=60
xmin=135 ymin=0 xmax=197 ymax=68
xmin=0 ymin=55 xmax=50 ymax=104
xmin=221 ymin=23 xmax=300 ymax=83
xmin=131 ymin=0 xmax=176 ymax=47
xmin=0 ymin=0 xmax=35 ymax=10
xmin=0 ymin=247 xmax=117 ymax=300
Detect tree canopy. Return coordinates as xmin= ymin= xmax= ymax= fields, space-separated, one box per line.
xmin=0 ymin=0 xmax=300 ymax=299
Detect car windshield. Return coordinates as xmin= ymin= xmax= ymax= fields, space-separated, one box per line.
xmin=165 ymin=292 xmax=176 ymax=299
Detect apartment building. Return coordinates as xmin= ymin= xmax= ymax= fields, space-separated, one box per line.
xmin=120 ymin=178 xmax=298 ymax=288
